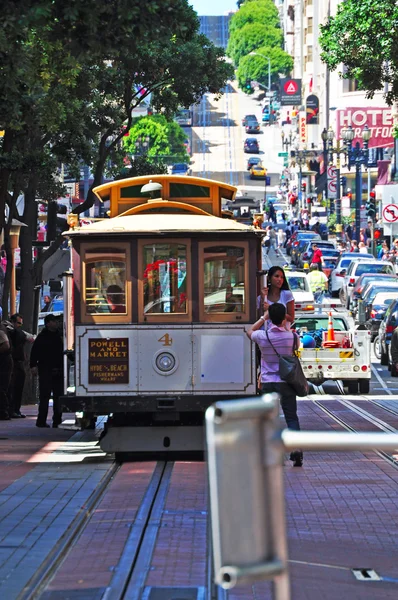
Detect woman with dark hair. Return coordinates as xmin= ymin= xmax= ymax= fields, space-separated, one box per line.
xmin=262 ymin=266 xmax=295 ymax=327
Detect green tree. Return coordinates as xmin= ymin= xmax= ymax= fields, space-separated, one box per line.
xmin=123 ymin=115 xmax=189 ymax=163
xmin=319 ymin=0 xmax=398 ymax=104
xmin=237 ymin=48 xmax=293 ymax=94
xmin=0 ymin=0 xmax=233 ymax=327
xmin=227 ymin=22 xmax=283 ymax=67
xmin=116 ymin=156 xmax=169 ymax=180
xmin=229 ymin=0 xmax=280 ymax=36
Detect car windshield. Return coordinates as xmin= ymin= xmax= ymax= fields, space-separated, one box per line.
xmin=294 ymin=317 xmax=348 ymax=332
xmin=286 ymin=275 xmax=309 ymax=292
xmin=363 ymin=285 xmax=398 ymax=303
xmin=372 ymin=293 xmax=398 ymax=307
xmin=354 ymin=263 xmax=394 ymax=277
xmin=357 ymin=275 xmax=397 ymax=289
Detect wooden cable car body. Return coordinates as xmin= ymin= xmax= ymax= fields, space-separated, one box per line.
xmin=62 ymin=175 xmax=263 ymax=456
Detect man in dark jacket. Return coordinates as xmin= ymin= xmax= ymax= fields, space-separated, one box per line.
xmin=30 ymin=314 xmax=64 ymax=428
xmin=7 ymin=313 xmax=34 ymax=418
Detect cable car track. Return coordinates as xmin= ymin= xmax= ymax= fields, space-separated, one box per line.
xmin=22 ymin=460 xmax=121 ymax=600
xmin=30 ymin=460 xmax=208 ymax=600
xmin=312 ymin=397 xmax=398 ymax=470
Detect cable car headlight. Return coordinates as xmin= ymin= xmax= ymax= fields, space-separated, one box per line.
xmin=153 ymin=351 xmax=178 ymax=375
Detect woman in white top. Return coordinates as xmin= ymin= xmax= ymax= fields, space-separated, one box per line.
xmin=262 ymin=266 xmax=295 ymax=327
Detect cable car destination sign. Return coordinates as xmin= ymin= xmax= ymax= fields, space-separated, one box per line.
xmin=88 ymin=338 xmax=129 ymax=384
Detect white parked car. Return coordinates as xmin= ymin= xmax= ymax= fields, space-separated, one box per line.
xmin=286 ymin=271 xmax=314 ymax=312
xmin=340 ymin=259 xmax=395 ymax=307
xmin=329 ymin=253 xmax=376 ymax=297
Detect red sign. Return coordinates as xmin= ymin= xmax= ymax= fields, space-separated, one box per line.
xmin=336 ymin=107 xmax=393 ymax=149
xmin=383 ymin=204 xmax=398 ymax=223
xmin=284 ymin=80 xmax=298 ymax=94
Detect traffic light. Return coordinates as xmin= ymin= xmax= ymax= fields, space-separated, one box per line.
xmin=366 ymin=191 xmax=376 ymax=219
xmin=341 ymin=176 xmax=347 ymax=195
xmin=374 ymin=227 xmax=383 ymax=240
xmin=47 ymin=201 xmax=68 ymax=242
xmin=245 ymin=79 xmax=252 ymax=90
xmin=301 ymin=182 xmax=306 ymax=193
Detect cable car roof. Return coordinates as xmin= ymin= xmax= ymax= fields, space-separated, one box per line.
xmin=66 ymin=213 xmax=257 ymax=237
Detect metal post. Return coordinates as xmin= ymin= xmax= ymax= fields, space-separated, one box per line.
xmin=355 ymin=160 xmax=362 ymax=243
xmin=298 ymin=166 xmax=302 ymax=209
xmin=264 ymin=176 xmax=267 ymax=211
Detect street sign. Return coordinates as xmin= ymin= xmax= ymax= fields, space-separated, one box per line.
xmin=278 ymin=152 xmax=288 ymax=157
xmin=327 ymin=165 xmax=337 ymax=199
xmin=265 ymin=176 xmax=271 ymax=186
xmin=383 ymin=204 xmax=398 ymax=223
xmin=299 ymin=113 xmax=306 ymax=143
xmin=280 ymin=78 xmax=302 ymax=106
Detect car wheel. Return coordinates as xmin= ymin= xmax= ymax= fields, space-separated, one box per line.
xmin=347 ymin=381 xmax=358 ymax=394
xmin=359 ymin=380 xmax=370 ymax=394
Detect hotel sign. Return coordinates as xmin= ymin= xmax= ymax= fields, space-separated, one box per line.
xmin=88 ymin=338 xmax=129 ymax=384
xmin=336 ymin=107 xmax=394 ymax=149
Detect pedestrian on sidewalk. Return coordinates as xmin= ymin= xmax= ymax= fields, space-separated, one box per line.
xmin=30 ymin=314 xmax=64 ymax=428
xmin=0 ymin=321 xmax=13 ymax=420
xmin=7 ymin=313 xmax=34 ymax=418
xmin=246 ymin=302 xmax=303 ymax=467
xmin=277 ymin=228 xmax=285 ymax=252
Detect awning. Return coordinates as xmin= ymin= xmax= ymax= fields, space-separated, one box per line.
xmin=42 ymin=248 xmax=71 ymax=281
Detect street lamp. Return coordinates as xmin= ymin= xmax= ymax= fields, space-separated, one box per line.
xmin=281 ymin=130 xmax=293 ymax=152
xmin=325 ymin=126 xmax=347 ymax=237
xmin=9 ymin=219 xmax=27 ymax=315
xmin=321 ymin=127 xmax=331 ymax=212
xmin=294 ymin=145 xmax=308 ymax=210
xmin=341 ymin=125 xmax=371 ymax=242
xmin=135 ymin=135 xmax=150 ymax=156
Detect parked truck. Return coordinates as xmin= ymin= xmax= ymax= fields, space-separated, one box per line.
xmin=294 ymin=311 xmax=371 ymax=394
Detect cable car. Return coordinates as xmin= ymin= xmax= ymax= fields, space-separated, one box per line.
xmin=61 ymin=175 xmax=263 ymax=457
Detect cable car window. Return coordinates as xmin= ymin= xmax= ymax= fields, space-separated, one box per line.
xmin=203 ymin=246 xmax=246 ymax=313
xmin=143 ymin=243 xmax=188 ymax=314
xmin=85 ymin=252 xmax=126 ymax=314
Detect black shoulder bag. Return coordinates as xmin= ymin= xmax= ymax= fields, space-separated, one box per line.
xmin=265 ymin=330 xmax=308 ymax=397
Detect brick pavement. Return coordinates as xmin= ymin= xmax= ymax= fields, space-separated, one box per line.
xmin=3 ymin=400 xmax=398 ymax=599
xmin=0 ymin=411 xmax=113 ymax=600
xmin=42 ymin=462 xmax=157 ymax=598
xmin=0 ymin=404 xmax=75 ymax=492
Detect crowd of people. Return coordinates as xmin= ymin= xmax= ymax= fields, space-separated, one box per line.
xmin=0 ymin=312 xmax=63 ymax=427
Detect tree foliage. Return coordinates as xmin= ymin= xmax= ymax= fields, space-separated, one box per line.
xmin=227 ymin=22 xmax=283 ymax=67
xmin=227 ymin=0 xmax=292 ymax=94
xmin=236 ymin=48 xmax=293 ymax=92
xmin=229 ymin=0 xmax=280 ymax=35
xmin=319 ymin=0 xmax=398 ymax=104
xmin=123 ymin=115 xmax=189 ymax=163
xmin=0 ymin=0 xmax=233 ymax=325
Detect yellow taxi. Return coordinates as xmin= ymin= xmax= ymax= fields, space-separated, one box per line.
xmin=249 ymin=163 xmax=267 ymax=179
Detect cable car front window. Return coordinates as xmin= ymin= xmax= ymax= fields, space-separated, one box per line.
xmin=203 ymin=246 xmax=245 ymax=313
xmin=143 ymin=243 xmax=188 ymax=314
xmin=85 ymin=252 xmax=126 ymax=314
